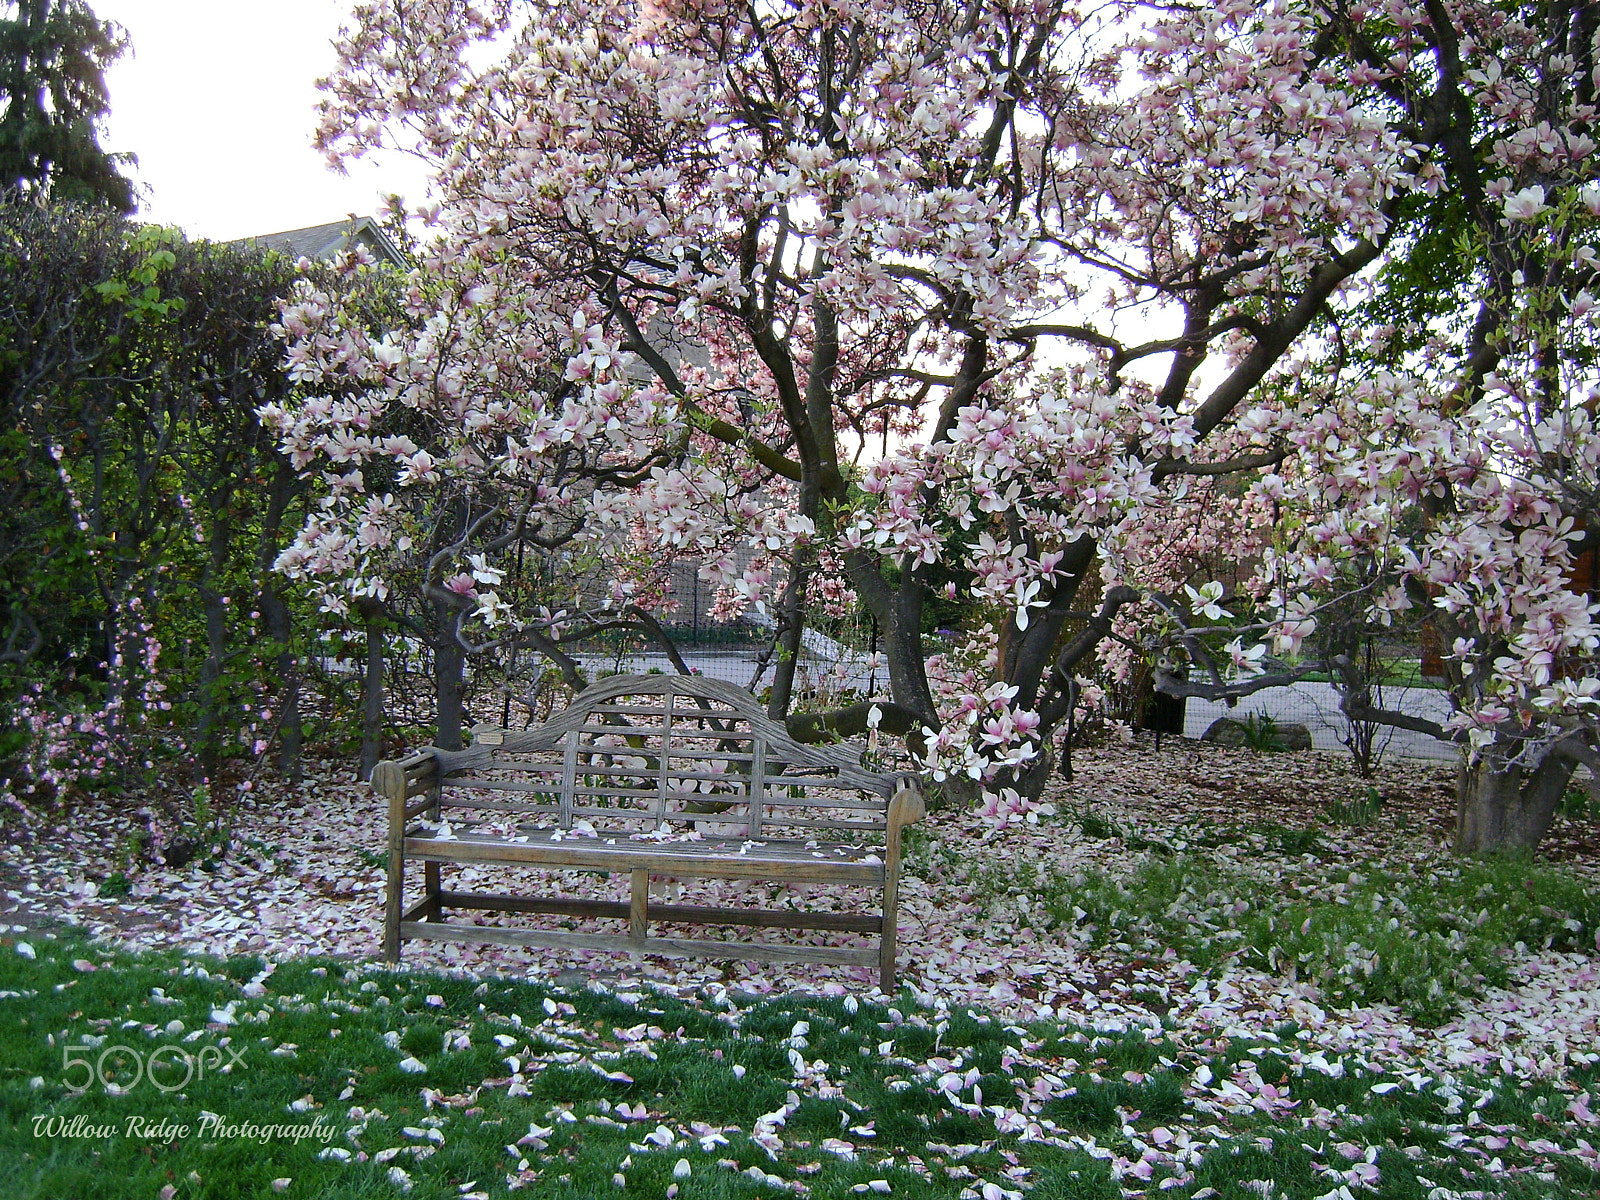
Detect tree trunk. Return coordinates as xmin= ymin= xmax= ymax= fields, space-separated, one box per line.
xmin=194 ymin=584 xmax=229 ymax=780
xmin=193 ymin=501 xmax=234 ymax=780
xmin=884 ymin=580 xmax=936 ymax=720
xmin=359 ymin=604 xmax=387 ymax=780
xmin=433 ymin=611 xmax=466 ymax=751
xmin=766 ymin=560 xmax=810 ymax=721
xmin=257 ymin=460 xmax=304 ymax=784
xmin=1454 ymin=750 xmax=1573 ymax=856
xmin=260 ymin=586 xmax=302 ymax=784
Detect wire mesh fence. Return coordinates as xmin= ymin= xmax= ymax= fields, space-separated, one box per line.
xmin=311 ymin=607 xmax=1460 ymax=773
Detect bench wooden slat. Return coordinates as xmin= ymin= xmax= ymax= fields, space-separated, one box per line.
xmin=756 ymin=775 xmax=853 ymax=789
xmin=749 ymin=736 xmax=766 ymax=838
xmin=404 ymin=833 xmax=886 ymax=882
xmin=566 ymin=782 xmax=664 ymax=799
xmin=639 ymin=747 xmax=758 ymax=764
xmin=561 ymin=762 xmax=755 ymax=785
xmin=431 ymin=798 xmax=563 ymax=816
xmin=556 ymin=809 xmax=886 ymax=832
xmin=563 ymin=805 xmax=673 ymax=822
xmin=432 ymin=890 xmax=885 ymax=933
xmin=571 ymin=721 xmax=753 ymax=740
xmin=442 ymin=774 xmax=562 ymax=791
xmin=653 ymin=690 xmax=675 ymax=829
xmin=559 ymin=726 xmax=580 ymax=828
xmin=735 ymin=816 xmax=888 ymax=832
xmin=413 ymin=828 xmax=882 ymax=861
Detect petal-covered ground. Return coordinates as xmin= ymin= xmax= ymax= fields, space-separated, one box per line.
xmin=4 ymin=740 xmax=1596 ymax=1088
xmin=3 ymin=739 xmax=1599 ymax=1197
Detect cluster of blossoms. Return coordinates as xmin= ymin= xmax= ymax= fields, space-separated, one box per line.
xmin=845 ymin=375 xmax=1200 ymax=632
xmin=2 ymin=600 xmax=171 ymax=816
xmin=263 ymin=254 xmax=688 ymax=627
xmin=974 ymin=786 xmax=1058 ymax=835
xmin=915 ymin=681 xmax=1041 ymax=784
xmin=1247 ymin=371 xmax=1600 ymax=756
xmin=1231 ymin=173 xmax=1600 ymax=761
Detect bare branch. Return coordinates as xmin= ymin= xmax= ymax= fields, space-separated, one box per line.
xmin=0 ymin=611 xmax=42 ymax=664
xmin=1153 ymin=663 xmax=1326 ymax=701
xmin=1151 ymin=446 xmax=1288 ymax=481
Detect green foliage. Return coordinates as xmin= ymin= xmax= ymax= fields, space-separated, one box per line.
xmin=0 ymin=197 xmax=351 ymax=820
xmin=1325 ymin=786 xmax=1385 ymax=827
xmin=92 ymin=226 xmax=185 ymax=321
xmin=1237 ymin=712 xmax=1283 ymax=752
xmin=0 ymin=0 xmax=135 ymax=211
xmin=1558 ymin=785 xmax=1593 ymax=823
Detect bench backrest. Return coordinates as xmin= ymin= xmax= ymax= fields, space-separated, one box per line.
xmin=424 ymin=674 xmax=898 ymax=839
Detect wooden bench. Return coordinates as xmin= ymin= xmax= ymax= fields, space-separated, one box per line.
xmin=371 ymin=674 xmax=926 ymax=991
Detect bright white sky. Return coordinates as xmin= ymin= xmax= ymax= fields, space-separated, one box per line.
xmin=85 ymin=0 xmax=1180 ymax=385
xmin=93 ymin=0 xmax=429 ymax=242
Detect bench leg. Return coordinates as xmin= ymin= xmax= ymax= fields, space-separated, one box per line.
xmin=629 ymin=869 xmax=649 ymax=942
xmin=383 ymin=848 xmax=403 ymax=964
xmin=423 ymin=861 xmax=443 ymax=921
xmin=879 ymin=877 xmax=899 ymax=994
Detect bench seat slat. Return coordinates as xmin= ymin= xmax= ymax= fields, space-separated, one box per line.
xmin=412 ymin=828 xmax=880 ymax=859
xmin=555 ymin=808 xmax=885 ymax=832
xmin=441 ymin=784 xmax=878 ymax=814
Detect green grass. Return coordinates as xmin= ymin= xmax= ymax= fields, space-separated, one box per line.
xmin=0 ymin=925 xmax=1595 ymax=1199
xmin=1293 ymin=658 xmax=1444 ymax=690
xmin=963 ymin=846 xmax=1600 ymax=1024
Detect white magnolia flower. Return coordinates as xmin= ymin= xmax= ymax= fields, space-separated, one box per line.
xmin=474 ymin=591 xmax=511 ymax=626
xmin=1503 ymin=185 xmax=1548 ymax=222
xmin=1184 ymin=581 xmax=1233 ymax=621
xmin=1225 ymin=639 xmax=1268 ymax=677
xmin=467 ymin=553 xmax=505 ymax=585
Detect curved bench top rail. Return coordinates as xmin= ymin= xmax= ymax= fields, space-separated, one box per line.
xmin=423 ymin=674 xmax=898 ymax=799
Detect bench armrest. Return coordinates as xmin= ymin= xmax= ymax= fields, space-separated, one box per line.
xmin=883 ymin=778 xmax=926 ymax=880
xmin=886 ymin=779 xmax=926 ymax=831
xmin=371 ymin=750 xmax=442 ymax=825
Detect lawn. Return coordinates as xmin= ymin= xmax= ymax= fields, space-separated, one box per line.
xmin=3 ymin=922 xmax=1598 ymax=1200
xmin=2 ymin=739 xmax=1598 ymax=1198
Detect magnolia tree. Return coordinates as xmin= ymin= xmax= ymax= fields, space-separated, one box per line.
xmin=1160 ymin=186 xmax=1600 ymax=854
xmin=275 ymin=0 xmax=1598 ymax=850
xmin=1146 ymin=42 xmax=1600 ymax=854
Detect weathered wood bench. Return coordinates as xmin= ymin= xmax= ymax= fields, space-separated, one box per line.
xmin=371 ymin=674 xmax=925 ymax=991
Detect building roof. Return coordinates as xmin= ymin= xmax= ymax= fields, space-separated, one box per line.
xmin=227 ymin=215 xmax=408 ymax=268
